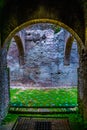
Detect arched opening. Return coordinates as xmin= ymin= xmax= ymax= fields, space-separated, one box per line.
xmin=4 ymin=19 xmax=84 ymax=49
xmin=1 ymin=0 xmax=87 ymax=127
xmin=5 ymin=19 xmax=83 ymax=115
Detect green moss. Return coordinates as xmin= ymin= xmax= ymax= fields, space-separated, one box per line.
xmin=10 ymin=88 xmax=78 ymax=107
xmin=54 ymin=27 xmax=61 ymax=33
xmin=1 ymin=114 xmax=18 ymax=125
xmin=51 ymin=25 xmax=61 ymax=33
xmin=2 ymin=112 xmax=84 ymax=130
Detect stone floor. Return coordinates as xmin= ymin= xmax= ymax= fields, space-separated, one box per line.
xmin=0 ymin=120 xmax=84 ymax=130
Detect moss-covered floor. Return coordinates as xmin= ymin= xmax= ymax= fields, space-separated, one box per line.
xmin=1 ymin=113 xmax=86 ymax=130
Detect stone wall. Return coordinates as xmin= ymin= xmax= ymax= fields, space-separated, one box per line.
xmin=0 ymin=49 xmax=9 ymax=124
xmin=0 ymin=0 xmax=87 ymax=123
xmin=7 ymin=24 xmax=79 ymax=88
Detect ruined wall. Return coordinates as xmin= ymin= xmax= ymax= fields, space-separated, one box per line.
xmin=7 ymin=24 xmax=79 ymax=88
xmin=0 ymin=0 xmax=86 ymax=123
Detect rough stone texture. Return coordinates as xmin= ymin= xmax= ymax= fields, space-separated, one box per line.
xmin=0 ymin=68 xmax=9 ymax=122
xmin=0 ymin=49 xmax=9 ymax=124
xmin=78 ymin=55 xmax=84 ymax=115
xmin=0 ymin=0 xmax=87 ymax=122
xmin=0 ymin=0 xmax=85 ymax=44
xmin=82 ymin=53 xmax=87 ymax=120
xmin=7 ymin=24 xmax=79 ymax=87
xmin=78 ymin=50 xmax=87 ymax=120
xmin=83 ymin=2 xmax=87 ymax=118
xmin=64 ymin=35 xmax=74 ymax=65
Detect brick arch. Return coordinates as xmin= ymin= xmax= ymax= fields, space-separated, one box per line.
xmin=13 ymin=35 xmax=25 ymax=65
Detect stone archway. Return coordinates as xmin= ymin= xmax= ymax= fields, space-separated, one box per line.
xmin=0 ymin=19 xmax=86 ymax=123
xmin=3 ymin=19 xmax=84 ymax=51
